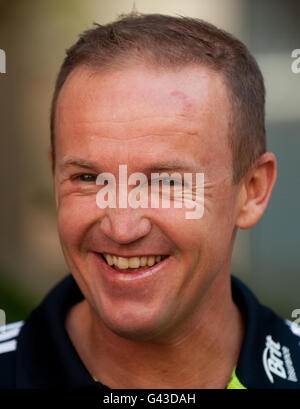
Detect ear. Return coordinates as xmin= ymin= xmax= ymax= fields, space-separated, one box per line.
xmin=236 ymin=152 xmax=277 ymax=229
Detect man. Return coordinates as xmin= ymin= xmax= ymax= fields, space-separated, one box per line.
xmin=0 ymin=13 xmax=300 ymax=390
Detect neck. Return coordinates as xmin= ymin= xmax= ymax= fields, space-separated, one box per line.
xmin=65 ymin=272 xmax=244 ymax=389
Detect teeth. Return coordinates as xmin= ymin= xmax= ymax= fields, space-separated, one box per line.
xmin=140 ymin=256 xmax=147 ymax=266
xmin=128 ymin=257 xmax=140 ymax=268
xmin=118 ymin=257 xmax=129 ymax=269
xmin=106 ymin=254 xmax=113 ymax=266
xmin=103 ymin=254 xmax=166 ymax=270
xmin=147 ymin=256 xmax=155 ymax=266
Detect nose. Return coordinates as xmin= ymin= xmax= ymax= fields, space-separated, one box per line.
xmin=99 ymin=207 xmax=152 ymax=245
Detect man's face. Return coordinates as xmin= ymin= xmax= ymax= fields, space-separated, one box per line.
xmin=54 ymin=64 xmax=241 ymax=341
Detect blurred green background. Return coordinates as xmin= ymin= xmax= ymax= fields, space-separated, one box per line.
xmin=0 ymin=0 xmax=300 ymax=324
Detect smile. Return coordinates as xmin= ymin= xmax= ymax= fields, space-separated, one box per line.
xmin=100 ymin=253 xmax=168 ymax=272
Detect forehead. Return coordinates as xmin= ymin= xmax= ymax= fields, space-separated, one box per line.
xmin=55 ymin=64 xmax=232 ymax=172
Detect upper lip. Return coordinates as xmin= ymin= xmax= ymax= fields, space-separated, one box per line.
xmin=96 ymin=251 xmax=169 ymax=258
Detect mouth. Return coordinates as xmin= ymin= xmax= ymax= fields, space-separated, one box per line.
xmin=99 ymin=253 xmax=169 ymax=274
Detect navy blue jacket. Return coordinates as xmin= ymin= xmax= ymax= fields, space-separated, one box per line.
xmin=1 ymin=274 xmax=300 ymax=389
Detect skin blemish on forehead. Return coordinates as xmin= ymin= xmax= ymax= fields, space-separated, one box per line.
xmin=170 ymin=90 xmax=194 ymax=114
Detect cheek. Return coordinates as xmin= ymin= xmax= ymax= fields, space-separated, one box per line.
xmin=161 ymin=193 xmax=236 ymax=261
xmin=153 ymin=207 xmax=205 ymax=257
xmin=57 ymin=195 xmax=101 ymax=250
xmin=199 ymin=194 xmax=238 ymax=265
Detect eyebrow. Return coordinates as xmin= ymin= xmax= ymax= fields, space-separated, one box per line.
xmin=58 ymin=157 xmax=202 ymax=173
xmin=143 ymin=161 xmax=201 ymax=173
xmin=59 ymin=157 xmax=100 ymax=172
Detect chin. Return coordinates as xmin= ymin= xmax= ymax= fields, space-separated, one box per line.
xmin=97 ymin=304 xmax=173 ymax=342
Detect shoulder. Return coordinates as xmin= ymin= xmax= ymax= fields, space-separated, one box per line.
xmin=232 ymin=275 xmax=300 ymax=388
xmin=0 ymin=275 xmax=95 ymax=389
xmin=0 ymin=321 xmax=24 ymax=389
xmin=260 ymin=317 xmax=300 ymax=386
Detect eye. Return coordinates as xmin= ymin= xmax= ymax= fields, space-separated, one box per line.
xmin=75 ymin=174 xmax=97 ymax=182
xmin=161 ymin=179 xmax=182 ymax=186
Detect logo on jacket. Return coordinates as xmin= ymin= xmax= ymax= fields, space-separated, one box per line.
xmin=262 ymin=335 xmax=298 ymax=383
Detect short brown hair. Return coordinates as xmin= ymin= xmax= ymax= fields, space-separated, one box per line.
xmin=50 ymin=13 xmax=266 ymax=182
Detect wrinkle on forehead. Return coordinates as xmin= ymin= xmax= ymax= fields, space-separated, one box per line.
xmin=56 ymin=93 xmax=198 ymax=134
xmin=65 ymin=117 xmax=201 ymax=141
xmin=72 ymin=114 xmax=193 ymax=124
